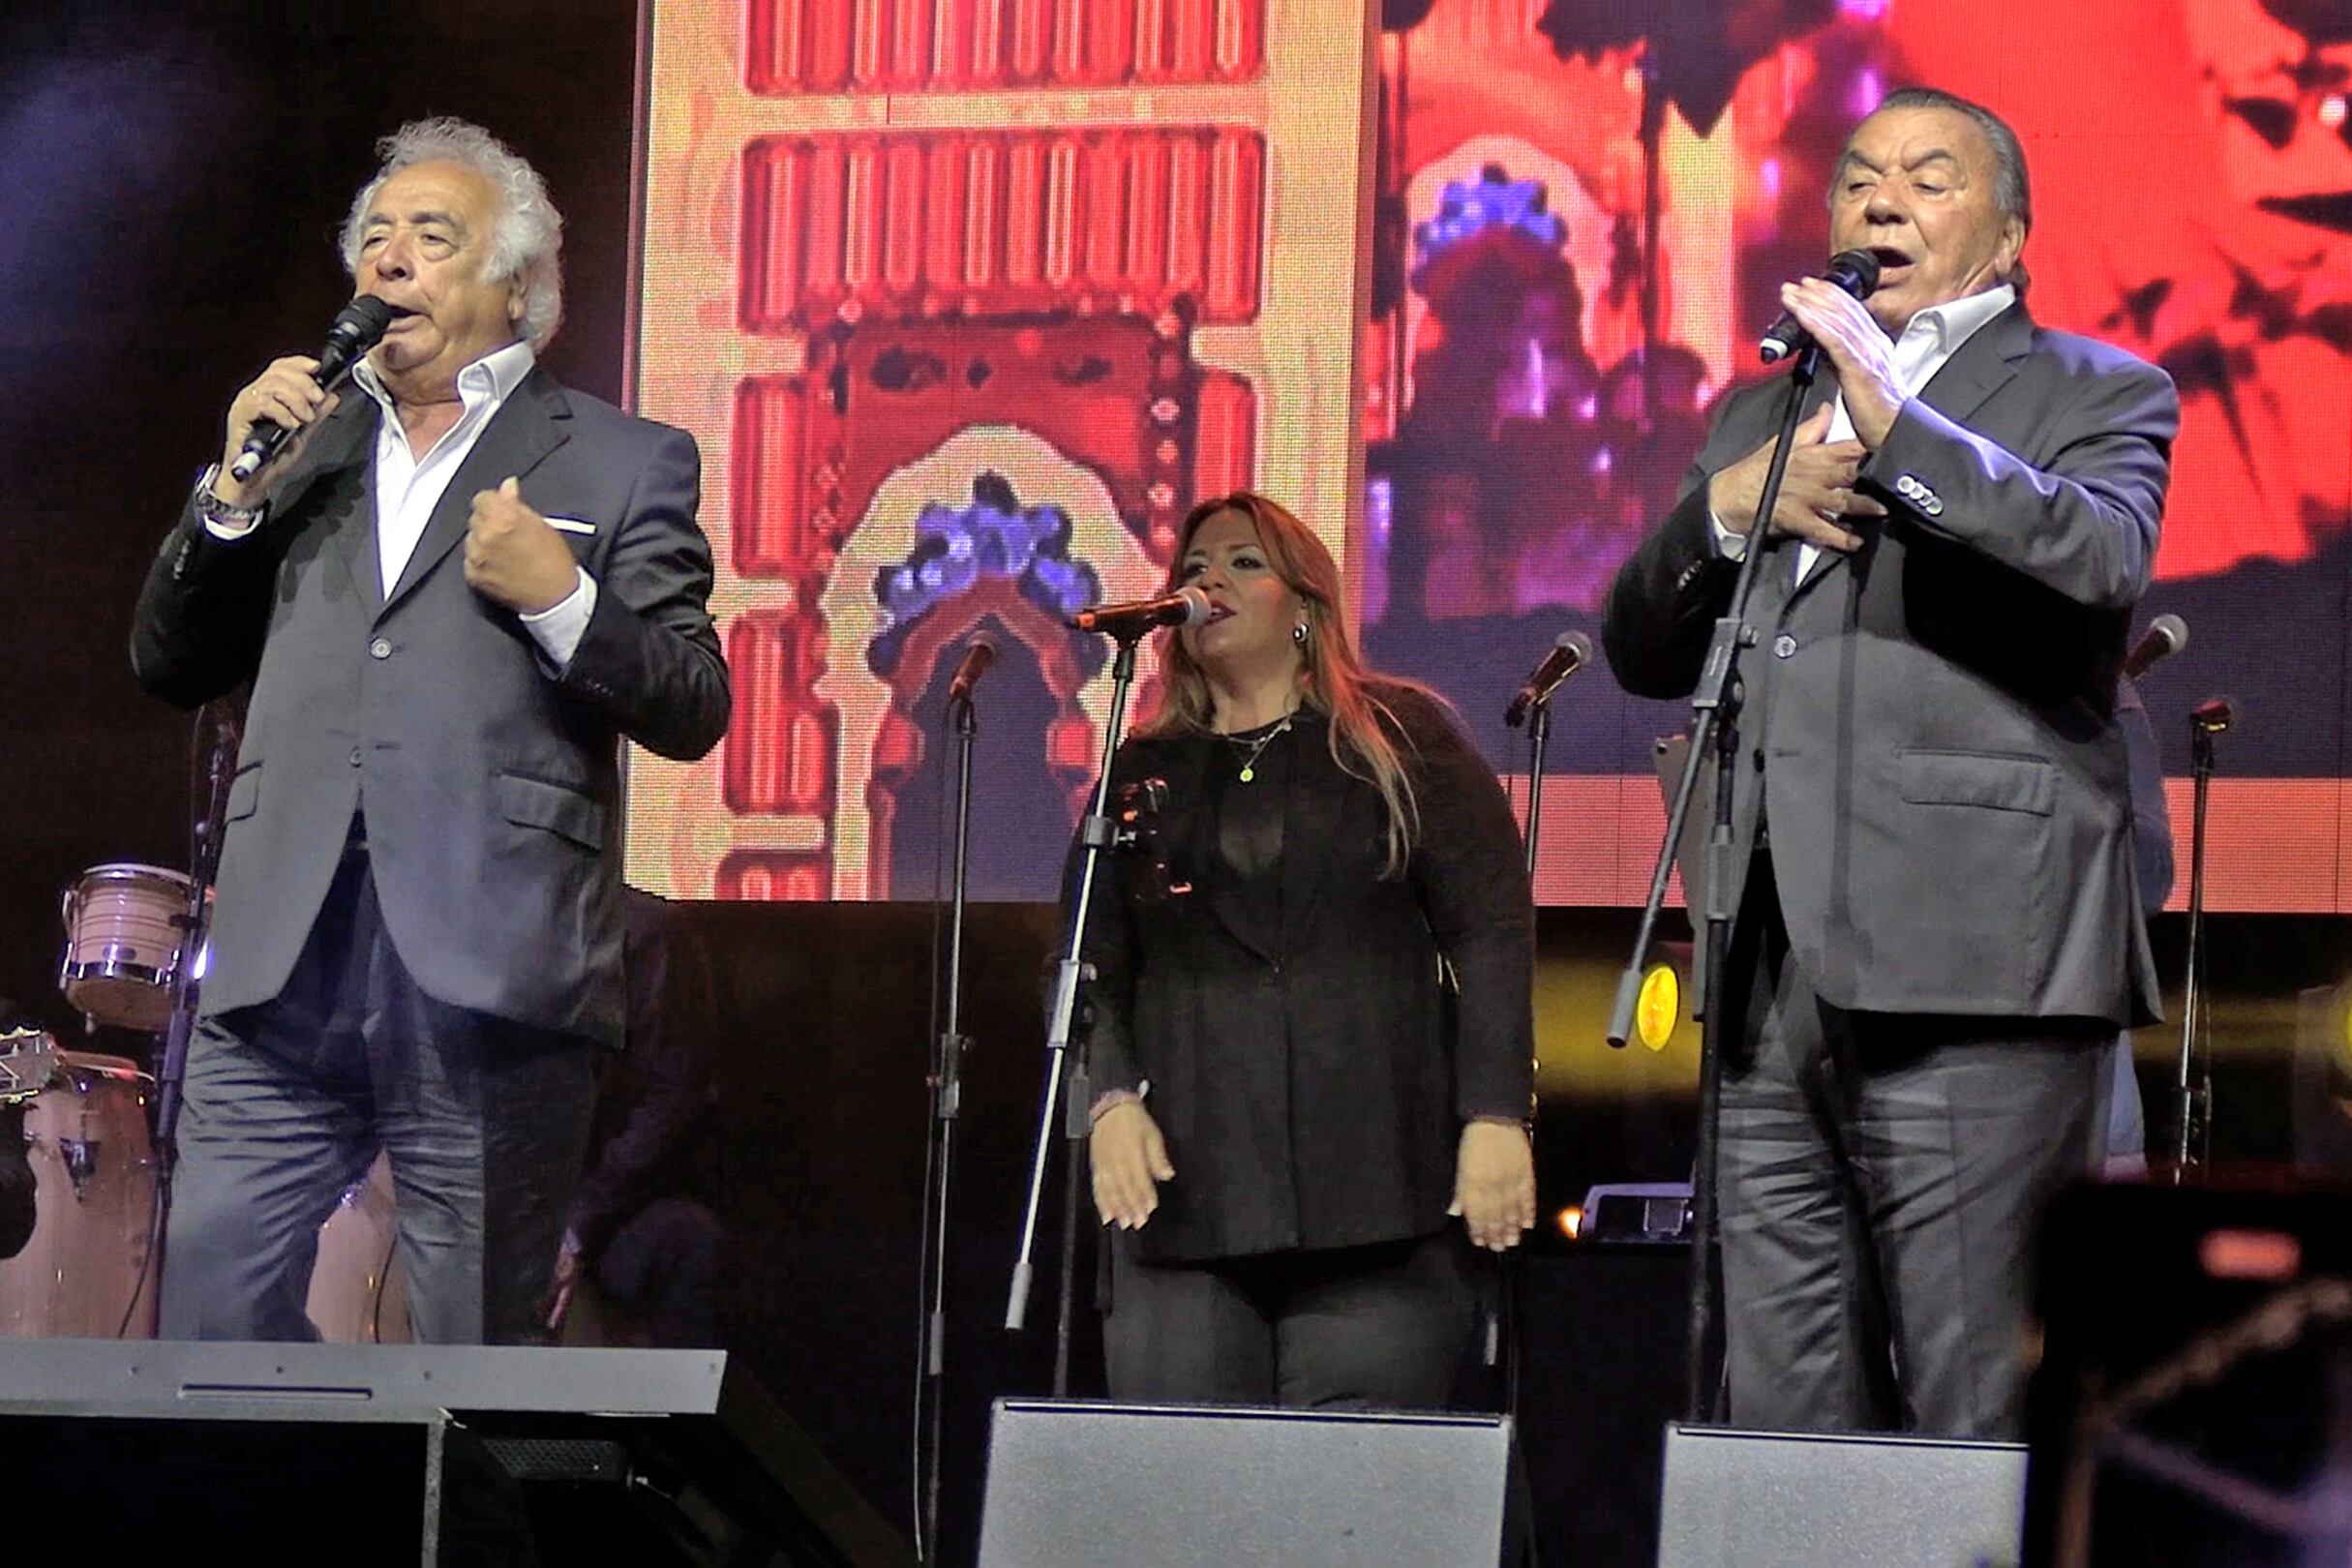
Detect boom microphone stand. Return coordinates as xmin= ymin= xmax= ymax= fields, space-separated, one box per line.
xmin=914 ymin=674 xmax=983 ymax=1562
xmin=1605 ymin=345 xmax=1825 ymax=1421
xmin=132 ymin=698 xmax=239 ymax=1334
xmin=1005 ymin=630 xmax=1152 ymax=1385
xmin=2169 ymin=697 xmax=2233 ymax=1178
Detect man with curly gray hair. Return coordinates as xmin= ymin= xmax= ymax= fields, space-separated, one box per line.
xmin=134 ymin=119 xmax=731 ymax=1345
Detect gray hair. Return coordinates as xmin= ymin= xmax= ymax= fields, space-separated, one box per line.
xmin=1835 ymin=86 xmax=2032 ymax=293
xmin=341 ymin=117 xmax=563 ymax=349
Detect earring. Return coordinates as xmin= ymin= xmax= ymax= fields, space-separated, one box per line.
xmin=1292 ymin=621 xmax=1309 ymax=647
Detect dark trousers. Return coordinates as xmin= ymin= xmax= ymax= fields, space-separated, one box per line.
xmin=1103 ymin=1230 xmax=1477 ymax=1409
xmin=1716 ymin=855 xmax=2105 ymax=1439
xmin=160 ymin=841 xmax=597 ymax=1344
xmin=594 ymin=1196 xmax=728 ymax=1348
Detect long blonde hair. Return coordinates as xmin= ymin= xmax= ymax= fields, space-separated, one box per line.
xmin=1139 ymin=492 xmax=1432 ymax=875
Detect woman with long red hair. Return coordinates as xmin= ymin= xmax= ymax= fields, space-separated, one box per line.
xmin=1077 ymin=491 xmax=1537 ymax=1407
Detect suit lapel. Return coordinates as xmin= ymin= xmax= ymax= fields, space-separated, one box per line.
xmin=266 ymin=397 xmax=383 ymax=613
xmin=1775 ymin=377 xmax=1844 ymax=602
xmin=1912 ymin=299 xmax=2031 ymax=432
xmin=378 ymin=368 xmax=571 ymax=620
xmin=1784 ymin=304 xmax=2030 ymax=608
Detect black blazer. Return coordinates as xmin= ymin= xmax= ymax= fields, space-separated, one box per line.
xmin=1079 ymin=684 xmax=1535 ymax=1263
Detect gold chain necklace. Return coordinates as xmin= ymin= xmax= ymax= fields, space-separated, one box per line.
xmin=1223 ymin=714 xmax=1294 ymax=783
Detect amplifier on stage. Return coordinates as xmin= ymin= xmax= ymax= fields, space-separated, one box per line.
xmin=1579 ymin=1181 xmax=1694 ymax=1244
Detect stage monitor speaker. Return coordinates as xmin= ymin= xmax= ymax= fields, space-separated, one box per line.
xmin=976 ymin=1399 xmax=1520 ymax=1567
xmin=0 ymin=1340 xmax=914 ymax=1567
xmin=1656 ymin=1423 xmax=2026 ymax=1568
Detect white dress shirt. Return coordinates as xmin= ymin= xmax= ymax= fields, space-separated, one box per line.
xmin=201 ymin=337 xmax=593 ymax=668
xmin=1715 ymin=283 xmax=2017 ymax=583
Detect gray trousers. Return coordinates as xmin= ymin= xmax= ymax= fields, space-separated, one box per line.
xmin=1716 ymin=856 xmax=2105 ymax=1439
xmin=160 ymin=840 xmax=596 ymax=1344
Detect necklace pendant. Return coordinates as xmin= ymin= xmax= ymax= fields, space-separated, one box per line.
xmin=1238 ymin=765 xmax=1255 ymax=783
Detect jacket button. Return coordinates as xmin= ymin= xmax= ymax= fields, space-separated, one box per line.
xmin=347 ymin=747 xmax=363 ymax=767
xmin=369 ymin=638 xmax=392 ymax=660
xmin=1751 ymin=747 xmax=1765 ymax=770
xmin=1771 ymin=633 xmax=1797 ymax=658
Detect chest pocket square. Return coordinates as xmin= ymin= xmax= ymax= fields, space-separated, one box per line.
xmin=544 ymin=515 xmax=599 ymax=536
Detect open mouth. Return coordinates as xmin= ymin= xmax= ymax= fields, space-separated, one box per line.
xmin=1866 ymin=247 xmax=1915 ymax=284
xmin=1205 ymin=604 xmax=1234 ymax=623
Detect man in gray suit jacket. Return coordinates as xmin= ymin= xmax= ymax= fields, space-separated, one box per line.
xmin=1603 ymin=89 xmax=2177 ymax=1438
xmin=133 ymin=118 xmax=730 ymax=1344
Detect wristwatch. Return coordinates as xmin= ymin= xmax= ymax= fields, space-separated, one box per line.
xmin=194 ymin=463 xmax=266 ymax=532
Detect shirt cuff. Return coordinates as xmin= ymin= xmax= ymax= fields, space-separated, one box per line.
xmin=1707 ymin=509 xmax=1750 ymax=560
xmin=202 ymin=515 xmax=263 ymax=541
xmin=520 ymin=567 xmax=595 ymax=672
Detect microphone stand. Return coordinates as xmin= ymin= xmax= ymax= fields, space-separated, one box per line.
xmin=1493 ymin=684 xmax=1558 ymax=1417
xmin=2169 ymin=702 xmax=2228 ymax=1178
xmin=915 ymin=687 xmax=980 ymax=1562
xmin=137 ymin=699 xmax=237 ymax=1331
xmin=1605 ymin=347 xmax=1822 ymax=1421
xmin=1006 ymin=633 xmax=1148 ymax=1397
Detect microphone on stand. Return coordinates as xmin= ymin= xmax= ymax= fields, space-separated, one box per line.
xmin=1067 ymin=587 xmax=1211 ymax=636
xmin=1758 ymin=250 xmax=1883 ymax=365
xmin=947 ymin=634 xmax=998 ymax=703
xmin=228 ymin=295 xmax=396 ymax=481
xmin=2123 ymin=614 xmax=2189 ymax=679
xmin=2192 ymin=696 xmax=2236 ymax=734
xmin=1504 ymin=631 xmax=1593 ymax=728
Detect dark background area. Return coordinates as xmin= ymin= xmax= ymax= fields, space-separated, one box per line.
xmin=7 ymin=6 xmax=2352 ymax=1567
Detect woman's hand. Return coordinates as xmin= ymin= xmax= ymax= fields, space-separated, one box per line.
xmin=1090 ymin=1101 xmax=1175 ymax=1229
xmin=1451 ymin=1120 xmax=1536 ymax=1251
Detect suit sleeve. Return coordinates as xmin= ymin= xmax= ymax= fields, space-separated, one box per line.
xmin=130 ymin=496 xmax=280 ymax=709
xmin=1396 ymin=693 xmax=1536 ymax=1124
xmin=556 ymin=427 xmax=732 ymax=762
xmin=1600 ymin=410 xmax=1748 ymax=701
xmin=1865 ymin=356 xmax=2177 ymax=610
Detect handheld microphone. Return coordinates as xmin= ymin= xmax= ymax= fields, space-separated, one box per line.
xmin=1758 ymin=250 xmax=1883 ymax=365
xmin=1504 ymin=631 xmax=1593 ymax=728
xmin=1067 ymin=587 xmax=1211 ymax=636
xmin=228 ymin=295 xmax=396 ymax=481
xmin=2123 ymin=614 xmax=2188 ymax=680
xmin=947 ymin=634 xmax=998 ymax=703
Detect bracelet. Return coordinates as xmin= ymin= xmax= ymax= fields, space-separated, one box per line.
xmin=195 ymin=463 xmax=266 ymax=530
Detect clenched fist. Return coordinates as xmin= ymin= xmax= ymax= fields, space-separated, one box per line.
xmin=465 ymin=476 xmax=578 ymax=614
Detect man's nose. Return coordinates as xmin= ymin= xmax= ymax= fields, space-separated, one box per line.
xmin=373 ymin=234 xmax=413 ymax=279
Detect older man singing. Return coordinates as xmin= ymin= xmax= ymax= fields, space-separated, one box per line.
xmin=1604 ymin=88 xmax=2178 ymax=1437
xmin=134 ymin=118 xmax=730 ymax=1344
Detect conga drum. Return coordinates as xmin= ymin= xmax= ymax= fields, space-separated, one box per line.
xmin=306 ymin=1150 xmax=412 ymax=1344
xmin=0 ymin=1051 xmax=159 ymax=1337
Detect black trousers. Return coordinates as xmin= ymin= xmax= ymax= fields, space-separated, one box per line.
xmin=1715 ymin=853 xmax=2106 ymax=1439
xmin=160 ymin=839 xmax=597 ymax=1344
xmin=1102 ymin=1229 xmax=1477 ymax=1409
